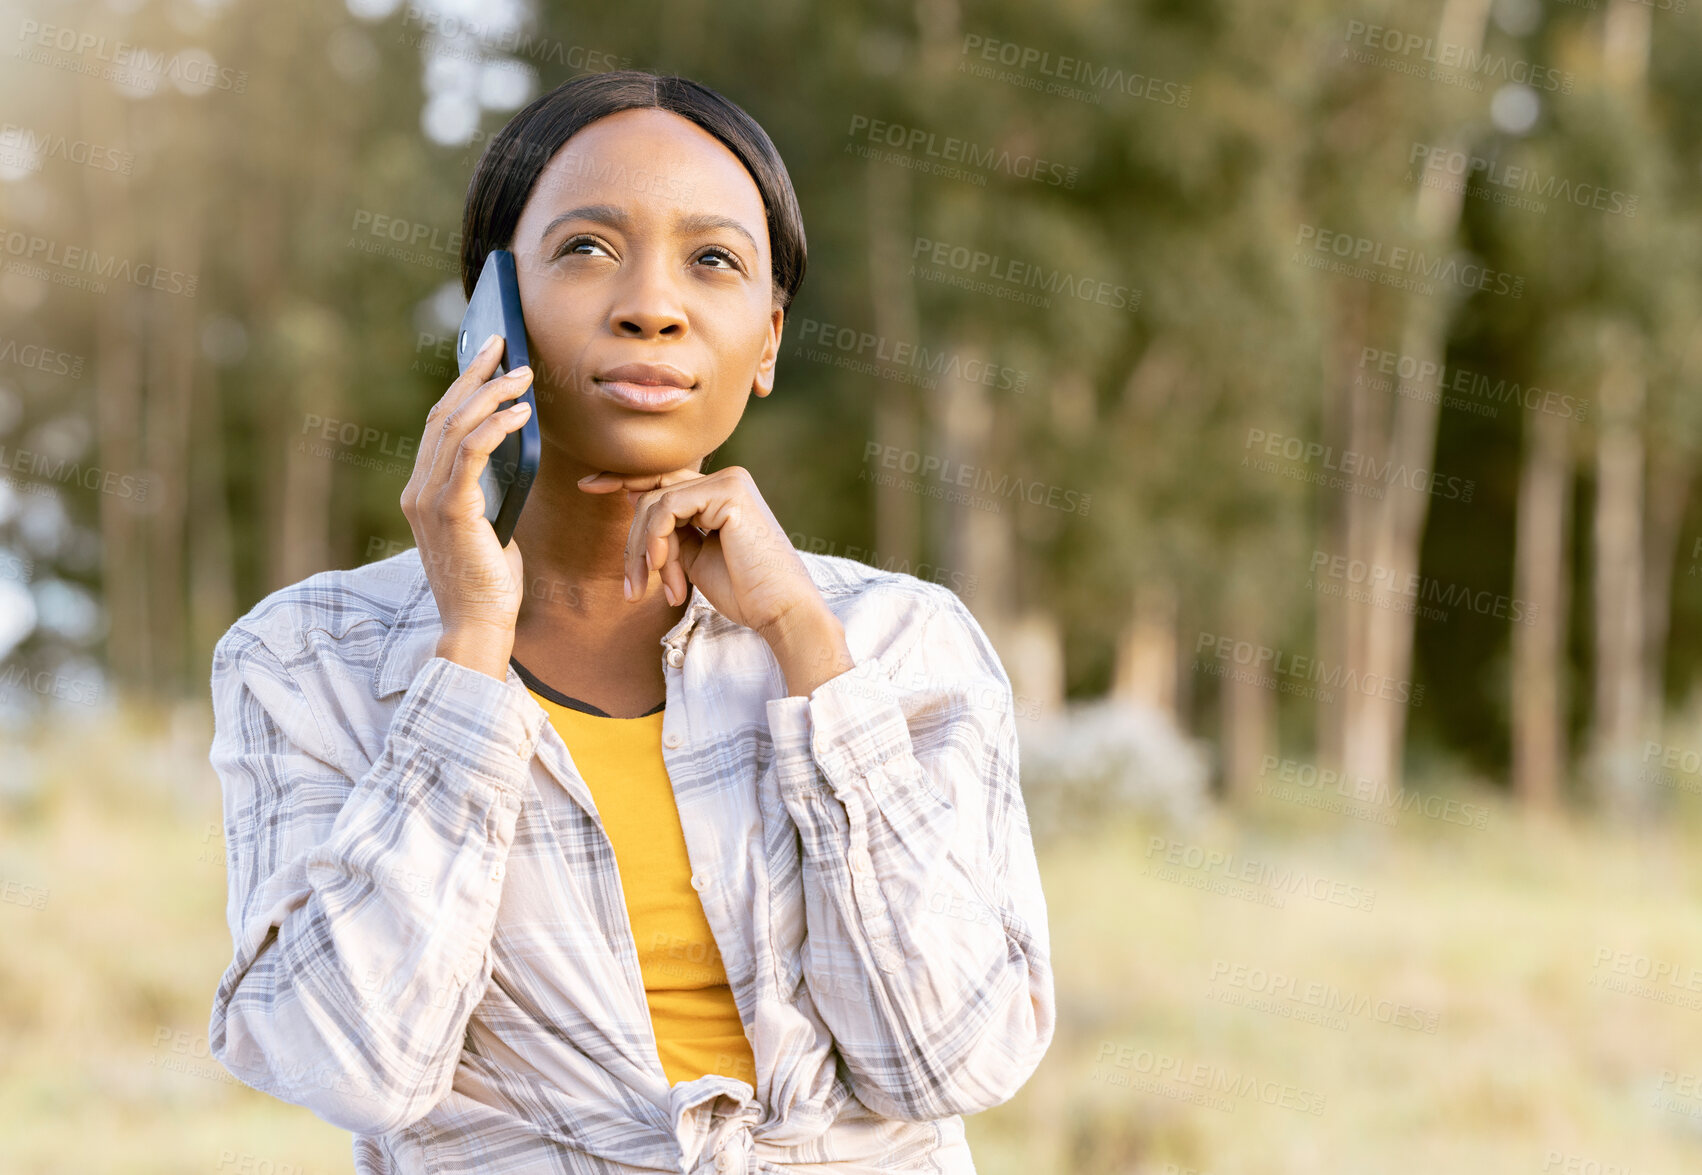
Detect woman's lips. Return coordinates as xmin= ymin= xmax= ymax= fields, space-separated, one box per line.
xmin=593 ymin=379 xmax=695 ymax=411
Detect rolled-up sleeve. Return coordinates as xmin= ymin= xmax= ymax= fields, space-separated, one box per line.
xmin=764 ymin=587 xmax=1055 ymax=1122
xmin=206 ymin=625 xmax=545 ymax=1135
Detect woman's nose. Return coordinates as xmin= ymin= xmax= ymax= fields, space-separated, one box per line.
xmin=608 ymin=261 xmax=689 ymax=337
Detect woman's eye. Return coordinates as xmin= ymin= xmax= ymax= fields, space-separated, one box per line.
xmin=553 ymin=236 xmax=739 ymax=271
xmin=557 ymin=235 xmax=608 ymax=259
xmin=697 ymin=246 xmax=741 ymax=271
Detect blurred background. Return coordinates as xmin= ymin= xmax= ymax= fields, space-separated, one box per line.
xmin=3 ymin=0 xmax=1702 ymax=1171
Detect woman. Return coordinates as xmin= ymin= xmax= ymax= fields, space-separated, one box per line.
xmin=207 ymin=69 xmax=1054 ymax=1175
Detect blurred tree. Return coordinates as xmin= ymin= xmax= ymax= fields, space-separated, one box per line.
xmin=4 ymin=0 xmax=1701 ymax=817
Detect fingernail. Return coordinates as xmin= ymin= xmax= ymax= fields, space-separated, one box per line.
xmin=623 ymin=574 xmax=632 ymax=600
xmin=481 ymin=332 xmax=500 ymax=352
xmin=508 ymin=365 xmax=531 ymax=379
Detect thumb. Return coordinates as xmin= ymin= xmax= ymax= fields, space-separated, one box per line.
xmin=676 ymin=523 xmax=707 ymax=569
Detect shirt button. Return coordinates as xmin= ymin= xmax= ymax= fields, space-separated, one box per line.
xmin=665 ymin=645 xmax=684 ymax=668
xmin=690 ymin=873 xmax=707 ymax=891
xmin=850 ymin=847 xmax=871 ymax=874
xmin=714 ymin=1152 xmax=733 ymax=1173
xmin=664 ymin=731 xmax=682 ymax=748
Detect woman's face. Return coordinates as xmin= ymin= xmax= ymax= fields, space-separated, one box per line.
xmin=508 ymin=107 xmax=784 ymax=479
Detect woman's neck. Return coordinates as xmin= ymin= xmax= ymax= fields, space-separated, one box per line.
xmin=505 ymin=453 xmax=689 ymax=704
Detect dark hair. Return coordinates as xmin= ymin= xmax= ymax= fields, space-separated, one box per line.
xmin=460 ymin=70 xmax=807 ymax=312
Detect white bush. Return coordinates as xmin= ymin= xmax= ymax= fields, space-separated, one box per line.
xmin=1017 ymin=698 xmax=1209 ymax=841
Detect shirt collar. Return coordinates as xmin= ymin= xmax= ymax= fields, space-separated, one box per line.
xmin=371 ymin=549 xmax=723 ymax=700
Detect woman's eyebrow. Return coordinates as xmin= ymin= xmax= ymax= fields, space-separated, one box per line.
xmin=538 ymin=204 xmax=759 ymax=255
xmin=675 ymin=212 xmax=760 ymax=255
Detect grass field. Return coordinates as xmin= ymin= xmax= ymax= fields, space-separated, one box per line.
xmin=4 ymin=702 xmax=1702 ymax=1174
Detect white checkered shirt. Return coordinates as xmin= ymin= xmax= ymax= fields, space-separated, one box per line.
xmin=206 ymin=546 xmax=1054 ymax=1173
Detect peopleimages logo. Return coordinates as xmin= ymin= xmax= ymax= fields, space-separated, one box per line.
xmin=0 ymin=225 xmax=199 ymax=297
xmin=1144 ymin=835 xmax=1378 ymax=913
xmin=1195 ymin=630 xmax=1425 ymax=707
xmin=910 ymin=235 xmax=1141 ymax=313
xmin=845 ymin=115 xmax=1080 ymax=189
xmin=957 ymin=34 xmax=1191 ymax=108
xmin=1243 ymin=427 xmax=1476 ymax=504
xmin=1342 ymin=20 xmax=1574 ymax=93
xmin=1294 ymin=224 xmax=1524 ymax=300
xmin=792 ymin=317 xmax=1030 ymax=392
xmin=0 ymin=444 xmax=150 ymax=502
xmin=1356 ymin=346 xmax=1589 ymax=422
xmin=1207 ymin=959 xmax=1442 ymax=1033
xmin=0 ymin=123 xmax=134 ymax=175
xmin=16 ymin=20 xmax=249 ymax=93
xmin=0 ymin=336 xmax=85 ymax=379
xmin=1093 ymin=1039 xmax=1327 ymax=1115
xmin=1257 ymin=755 xmax=1490 ymax=830
xmin=398 ymin=6 xmax=632 ymax=72
xmin=861 ymin=442 xmax=1091 ymax=516
xmin=1409 ymin=143 xmax=1638 ymax=219
xmin=1308 ymin=549 xmax=1537 ymax=626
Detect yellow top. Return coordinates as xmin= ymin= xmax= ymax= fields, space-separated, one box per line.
xmin=523 ymin=682 xmax=758 ymax=1090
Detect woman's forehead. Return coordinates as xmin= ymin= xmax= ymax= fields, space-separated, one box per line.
xmin=518 ymin=110 xmax=768 ymax=243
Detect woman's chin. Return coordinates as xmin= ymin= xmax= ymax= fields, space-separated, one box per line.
xmin=561 ymin=447 xmax=712 ymax=478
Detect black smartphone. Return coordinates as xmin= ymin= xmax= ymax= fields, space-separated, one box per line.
xmin=456 ymin=249 xmax=541 ymax=549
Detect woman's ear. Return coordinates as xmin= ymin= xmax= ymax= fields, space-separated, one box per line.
xmin=752 ymin=305 xmax=784 ymax=398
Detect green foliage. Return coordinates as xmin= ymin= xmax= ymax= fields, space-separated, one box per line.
xmin=1 ymin=0 xmax=1698 ymax=784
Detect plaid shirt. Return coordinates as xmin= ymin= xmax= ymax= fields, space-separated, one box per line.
xmin=206 ymin=546 xmax=1054 ymax=1174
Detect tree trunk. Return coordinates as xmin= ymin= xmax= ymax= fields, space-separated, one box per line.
xmin=1590 ymin=324 xmax=1648 ymax=819
xmin=269 ymin=303 xmax=347 ymax=589
xmin=1512 ymin=406 xmax=1573 ymax=807
xmin=1112 ymin=581 xmax=1178 ymax=720
xmin=864 ymin=161 xmax=921 ymax=570
xmin=997 ymin=611 xmax=1065 ymax=721
xmin=1337 ymin=0 xmax=1493 ymax=793
xmin=1642 ymin=444 xmax=1692 ymax=726
xmin=1341 ymin=297 xmax=1456 ymax=791
xmin=189 ymin=343 xmax=236 ymax=683
xmin=144 ymin=194 xmax=201 ymax=697
xmin=1317 ymin=279 xmax=1373 ymax=771
xmin=933 ymin=342 xmax=997 ymax=598
xmin=247 ymin=188 xmax=290 ymax=596
xmin=78 ymin=84 xmax=149 ymax=691
xmin=1220 ymin=588 xmax=1274 ymax=802
xmin=1587 ymin=1 xmax=1654 ymax=820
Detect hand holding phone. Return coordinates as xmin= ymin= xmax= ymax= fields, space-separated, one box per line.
xmin=400 ymin=329 xmax=536 ymax=681
xmin=456 ymin=250 xmax=542 ymax=549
